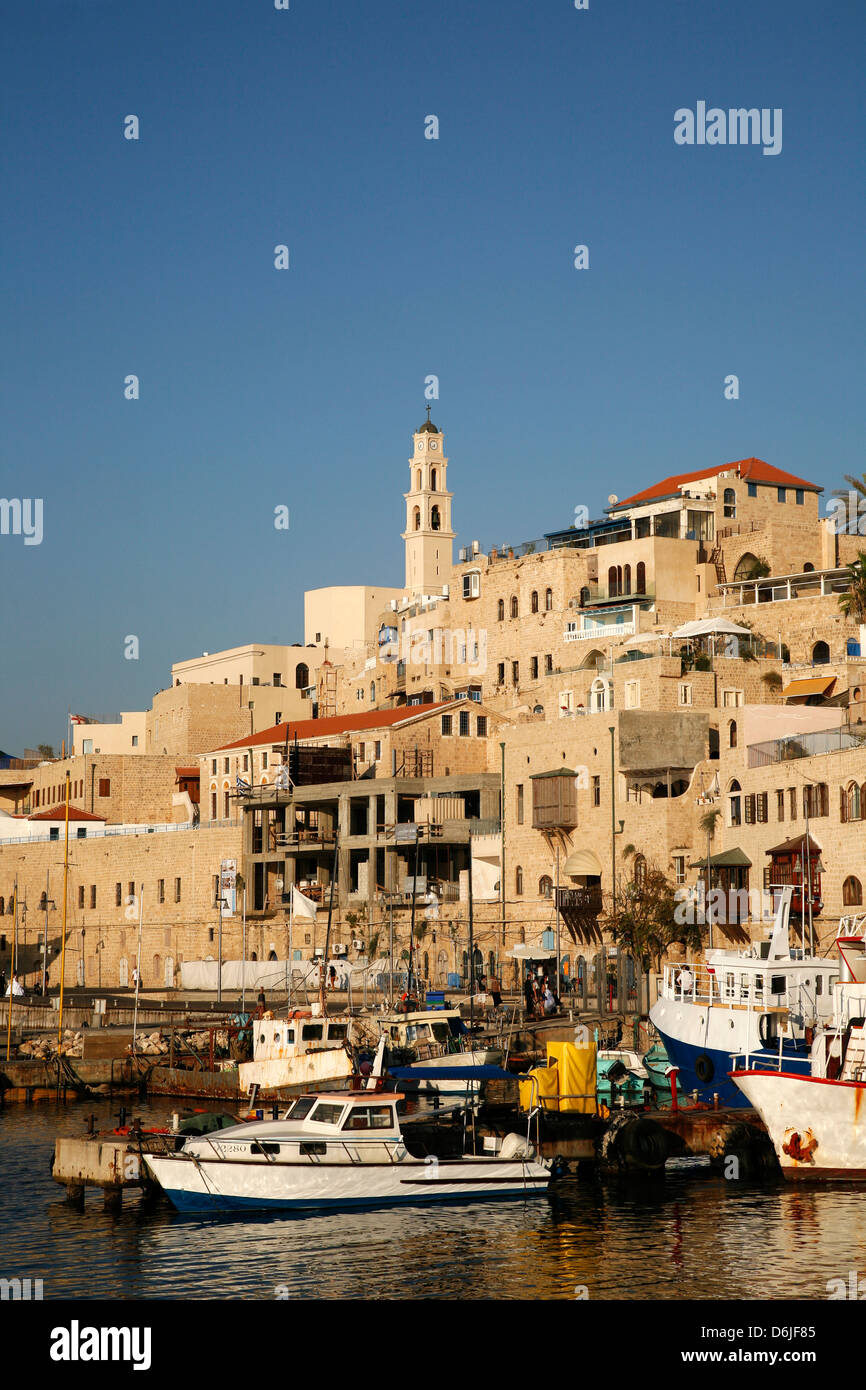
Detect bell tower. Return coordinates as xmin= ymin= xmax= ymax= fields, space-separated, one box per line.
xmin=402 ymin=406 xmax=455 ymax=596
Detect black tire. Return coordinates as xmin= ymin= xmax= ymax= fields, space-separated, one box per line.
xmin=695 ymin=1054 xmax=715 ymax=1084
xmin=617 ymin=1118 xmax=668 ymax=1171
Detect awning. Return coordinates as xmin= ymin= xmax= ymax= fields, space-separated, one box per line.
xmin=530 ymin=768 xmax=578 ymax=780
xmin=507 ymin=945 xmax=558 ymax=960
xmin=563 ymin=848 xmax=604 ymax=876
xmin=766 ymin=834 xmax=822 ymax=857
xmin=781 ymin=677 xmax=836 ymax=699
xmin=689 ymin=847 xmax=752 ymax=869
xmin=672 ymin=618 xmax=752 ymax=639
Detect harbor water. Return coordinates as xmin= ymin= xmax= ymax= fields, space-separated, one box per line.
xmin=0 ymin=1097 xmax=862 ymax=1301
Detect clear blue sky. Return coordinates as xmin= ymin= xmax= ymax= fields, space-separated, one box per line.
xmin=1 ymin=0 xmax=863 ymax=753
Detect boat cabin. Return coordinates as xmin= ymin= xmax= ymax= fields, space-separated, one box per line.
xmin=380 ymin=1009 xmax=466 ymax=1056
xmin=253 ymin=1011 xmax=351 ymax=1062
xmin=282 ymin=1092 xmax=403 ymax=1137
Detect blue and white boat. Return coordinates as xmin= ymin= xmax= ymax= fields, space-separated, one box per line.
xmin=143 ymin=1090 xmax=552 ymax=1213
xmin=649 ymin=887 xmax=838 ymax=1107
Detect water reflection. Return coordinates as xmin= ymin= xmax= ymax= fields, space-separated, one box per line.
xmin=1 ymin=1099 xmax=864 ymax=1300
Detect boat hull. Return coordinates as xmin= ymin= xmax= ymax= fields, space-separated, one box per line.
xmin=238 ymin=1049 xmax=353 ymax=1097
xmin=650 ymin=1000 xmax=811 ymax=1107
xmin=144 ymin=1151 xmax=550 ymax=1213
xmin=401 ymin=1048 xmax=503 ymax=1096
xmin=732 ymin=1069 xmax=866 ymax=1180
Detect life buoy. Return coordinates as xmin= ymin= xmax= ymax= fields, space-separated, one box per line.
xmin=695 ymin=1053 xmax=715 ymax=1083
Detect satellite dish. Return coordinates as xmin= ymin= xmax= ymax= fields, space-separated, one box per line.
xmin=608 ymin=494 xmax=618 ymax=506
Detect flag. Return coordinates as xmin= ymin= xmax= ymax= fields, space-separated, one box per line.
xmin=69 ymin=714 xmax=96 ymax=725
xmin=273 ymin=763 xmax=290 ymax=791
xmin=236 ymin=775 xmax=251 ymax=793
xmin=291 ymin=885 xmax=318 ymax=922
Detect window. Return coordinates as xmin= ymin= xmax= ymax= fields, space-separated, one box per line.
xmin=158 ymin=879 xmax=165 ymax=904
xmin=510 ymin=596 xmax=519 ymax=619
xmin=776 ymin=789 xmax=785 ymax=821
xmin=175 ymin=877 xmax=181 ymax=903
xmin=90 ymin=885 xmax=96 ymax=909
xmin=512 ymin=661 xmax=519 ymax=685
xmin=211 ymin=760 xmax=217 ymax=775
xmin=243 ymin=755 xmax=249 ymax=772
xmin=413 ymin=507 xmax=421 ymax=530
xmin=459 ymin=710 xmax=470 ymax=736
xmin=729 ymin=780 xmax=742 ymax=827
xmin=516 ymin=784 xmax=524 ymax=825
xmin=224 ymin=758 xmax=230 ymax=774
xmin=723 ymin=487 xmax=736 ymax=519
xmin=843 ymin=782 xmax=862 ymax=823
xmin=78 ymin=886 xmax=85 ymax=908
xmin=476 ymin=716 xmax=487 ymax=737
xmin=341 ymin=1105 xmax=394 ymax=1132
xmin=115 ymin=882 xmax=122 ymax=907
xmin=531 ymin=591 xmax=539 ymax=613
xmin=211 ymin=792 xmax=217 ymax=818
xmin=262 ymin=752 xmax=268 ymax=769
xmin=128 ymin=881 xmax=135 ymax=902
xmin=843 ymin=876 xmax=863 ymax=907
xmin=747 ymin=482 xmax=757 ymax=498
xmin=777 ymin=487 xmax=786 ymax=503
xmin=744 ymin=792 xmax=768 ymax=824
xmin=77 ymin=827 xmax=86 ymax=839
xmin=796 ymin=489 xmax=804 ymax=505
xmin=539 ymin=875 xmax=553 ymax=898
xmin=729 ymin=720 xmax=737 ymax=748
xmin=374 ymin=741 xmax=381 ymax=759
xmin=497 ymin=599 xmax=505 ymax=622
xmin=545 ymin=654 xmax=553 ymax=674
xmin=224 ymin=791 xmax=230 ymax=818
xmin=545 ymin=588 xmax=553 ymax=611
xmin=679 ymin=683 xmax=692 ymax=707
xmin=592 ymin=775 xmax=600 ymax=806
xmin=131 ymin=735 xmax=138 ymax=747
xmin=530 ymin=656 xmax=539 ymax=680
xmin=722 ymin=690 xmax=744 ymax=707
xmin=98 ymin=778 xmax=110 ymax=797
xmin=803 ymin=783 xmax=829 ymax=818
xmin=515 ymin=865 xmax=524 ymax=895
xmin=789 ymin=787 xmax=797 ymax=819
xmin=497 ymin=663 xmax=505 ymax=685
xmin=462 ymin=571 xmax=480 ymax=599
xmin=295 ymin=662 xmax=309 ymax=689
xmin=275 ymin=711 xmax=282 ymax=724
xmin=624 ymin=680 xmax=640 ymax=709
xmin=636 ymin=562 xmax=646 ymax=595
xmin=673 ymin=855 xmax=686 ymax=884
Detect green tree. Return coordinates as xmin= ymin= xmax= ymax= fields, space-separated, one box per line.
xmin=838 ymin=552 xmax=866 ymax=625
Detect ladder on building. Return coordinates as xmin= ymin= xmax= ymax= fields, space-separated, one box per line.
xmin=710 ymin=545 xmax=727 ymax=586
xmin=318 ymin=663 xmax=338 ymax=719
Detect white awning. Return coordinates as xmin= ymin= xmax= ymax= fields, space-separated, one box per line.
xmin=507 ymin=944 xmax=558 ymax=960
xmin=563 ymin=847 xmax=604 ymax=876
xmin=672 ymin=618 xmax=752 ymax=638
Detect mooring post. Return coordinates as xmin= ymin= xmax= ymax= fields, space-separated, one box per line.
xmin=669 ymin=1067 xmax=679 ymax=1113
xmin=65 ymin=1183 xmax=85 ymax=1209
xmin=103 ymin=1185 xmax=122 ymax=1213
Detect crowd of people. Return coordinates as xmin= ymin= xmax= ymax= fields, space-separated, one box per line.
xmin=523 ymin=969 xmax=561 ymax=1019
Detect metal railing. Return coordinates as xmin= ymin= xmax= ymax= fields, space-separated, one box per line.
xmin=748 ymin=725 xmax=866 ymax=768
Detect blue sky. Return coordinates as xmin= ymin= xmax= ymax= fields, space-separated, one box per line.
xmin=1 ymin=0 xmax=863 ymax=752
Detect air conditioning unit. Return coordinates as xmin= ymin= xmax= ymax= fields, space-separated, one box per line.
xmin=333 ymin=944 xmax=348 ymax=957
xmin=389 ymin=599 xmax=398 ymax=610
xmin=313 ymin=947 xmax=325 ymax=958
xmin=352 ymin=939 xmax=364 ymax=951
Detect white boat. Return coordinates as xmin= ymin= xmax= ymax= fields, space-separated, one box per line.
xmin=732 ymin=912 xmax=866 ymax=1180
xmin=143 ymin=1090 xmax=552 ymax=1212
xmin=649 ymin=887 xmax=838 ymax=1106
xmin=237 ymin=1010 xmax=354 ymax=1097
xmin=377 ymin=1009 xmax=502 ymax=1096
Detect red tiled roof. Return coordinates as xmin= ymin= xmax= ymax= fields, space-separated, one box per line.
xmin=175 ymin=767 xmax=199 ymax=779
xmin=614 ymin=459 xmax=822 ymax=510
xmin=216 ymin=701 xmax=456 ymax=752
xmin=28 ymin=805 xmax=106 ymax=822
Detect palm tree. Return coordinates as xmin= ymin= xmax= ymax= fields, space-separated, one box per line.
xmin=699 ymin=807 xmax=721 ymax=840
xmin=838 ymin=552 xmax=866 ymax=626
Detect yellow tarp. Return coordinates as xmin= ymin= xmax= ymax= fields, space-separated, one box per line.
xmin=518 ymin=1063 xmax=561 ymax=1112
xmin=546 ymin=1039 xmax=597 ymax=1114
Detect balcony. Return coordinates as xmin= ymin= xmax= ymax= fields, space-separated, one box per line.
xmin=580 ymin=586 xmax=654 ymax=607
xmin=564 ymin=621 xmax=635 ymax=642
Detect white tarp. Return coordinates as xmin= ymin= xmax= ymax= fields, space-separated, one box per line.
xmin=672 ymin=618 xmax=751 ymax=638
xmin=180 ymin=957 xmax=356 ymax=991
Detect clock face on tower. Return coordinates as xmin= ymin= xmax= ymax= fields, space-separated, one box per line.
xmin=429 ymin=441 xmax=438 ymax=450
xmin=416 ymin=439 xmax=425 ymax=450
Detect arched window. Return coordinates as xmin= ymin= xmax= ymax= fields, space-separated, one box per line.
xmin=847 ymin=782 xmax=861 ymax=822
xmin=510 ymin=595 xmax=519 ymax=618
xmin=812 ymin=640 xmax=830 ymax=664
xmin=608 ymin=565 xmax=618 ymax=598
xmin=579 ymin=586 xmax=590 ymax=607
xmin=728 ymin=779 xmax=742 ymax=826
xmin=734 ymin=552 xmax=761 ymax=580
xmin=636 ymin=562 xmax=646 ymax=595
xmin=413 ymin=506 xmax=421 ymax=531
xmin=531 ymin=590 xmax=539 ymax=614
xmin=370 ymin=682 xmax=375 ymax=703
xmin=152 ymin=954 xmax=161 ymax=983
xmin=0 ymin=897 xmax=4 ymax=916
xmin=497 ymin=599 xmax=505 ymax=621
xmin=590 ymin=677 xmax=613 ymax=713
xmin=803 ymin=562 xmax=814 ymax=572
xmin=544 ymin=588 xmax=553 ymax=611
xmin=295 ymin=662 xmax=309 ymax=689
xmin=539 ymin=875 xmax=553 ymax=898
xmin=843 ymin=876 xmax=863 ymax=907
xmin=729 ymin=720 xmax=737 ymax=748
xmin=624 ymin=564 xmax=631 ymax=594
xmin=723 ymin=487 xmax=736 ymax=519
xmin=430 ymin=469 xmax=437 ymax=491
xmin=431 ymin=505 xmax=441 ymax=531
xmin=416 ymin=471 xmax=421 ymax=491
xmin=515 ymin=866 xmax=524 ymax=896
xmin=633 ymin=854 xmax=647 ymax=890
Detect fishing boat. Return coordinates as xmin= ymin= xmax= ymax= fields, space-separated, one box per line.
xmin=732 ymin=911 xmax=866 ymax=1179
xmin=142 ymin=1089 xmax=552 ymax=1212
xmin=649 ymin=887 xmax=838 ymax=1107
xmin=237 ymin=1010 xmax=354 ymax=1098
xmin=375 ymin=1009 xmax=502 ymax=1097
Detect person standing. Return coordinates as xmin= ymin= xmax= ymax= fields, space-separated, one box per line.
xmin=489 ymin=973 xmax=502 ymax=1009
